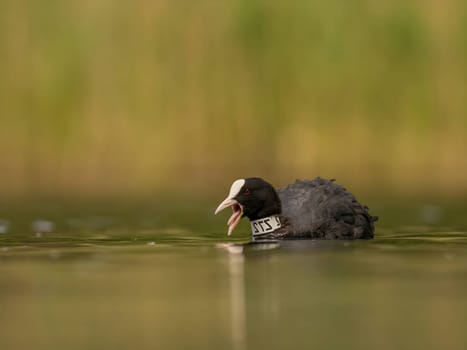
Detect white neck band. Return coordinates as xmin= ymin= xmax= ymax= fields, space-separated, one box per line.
xmin=250 ymin=215 xmax=281 ymax=236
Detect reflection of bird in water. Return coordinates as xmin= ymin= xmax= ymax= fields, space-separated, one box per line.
xmin=215 ymin=177 xmax=377 ymax=240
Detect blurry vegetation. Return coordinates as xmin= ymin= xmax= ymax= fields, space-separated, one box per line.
xmin=0 ymin=0 xmax=466 ymax=199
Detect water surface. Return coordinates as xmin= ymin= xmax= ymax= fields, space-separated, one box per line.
xmin=1 ymin=202 xmax=467 ymax=350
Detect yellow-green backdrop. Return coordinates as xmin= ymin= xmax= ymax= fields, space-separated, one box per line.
xmin=1 ymin=0 xmax=466 ymax=198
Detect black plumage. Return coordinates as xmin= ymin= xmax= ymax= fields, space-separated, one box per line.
xmin=215 ymin=177 xmax=377 ymax=240
xmin=276 ymin=178 xmax=376 ymax=239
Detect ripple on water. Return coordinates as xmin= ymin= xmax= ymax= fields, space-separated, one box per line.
xmin=0 ymin=219 xmax=10 ymax=234
xmin=31 ymin=220 xmax=55 ymax=233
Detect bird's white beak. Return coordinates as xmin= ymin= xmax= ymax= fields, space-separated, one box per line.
xmin=215 ymin=197 xmax=244 ymax=236
xmin=215 ymin=179 xmax=246 ymax=236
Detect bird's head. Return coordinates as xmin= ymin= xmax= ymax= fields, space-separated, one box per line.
xmin=214 ymin=178 xmax=281 ymax=235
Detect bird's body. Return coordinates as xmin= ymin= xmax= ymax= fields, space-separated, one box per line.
xmin=269 ymin=178 xmax=375 ymax=239
xmin=215 ymin=177 xmax=377 ymax=240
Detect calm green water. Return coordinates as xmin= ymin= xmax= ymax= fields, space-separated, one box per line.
xmin=1 ymin=201 xmax=467 ymax=350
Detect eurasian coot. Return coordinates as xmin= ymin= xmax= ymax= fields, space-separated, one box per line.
xmin=215 ymin=177 xmax=377 ymax=240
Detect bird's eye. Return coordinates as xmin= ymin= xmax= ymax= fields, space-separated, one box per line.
xmin=244 ymin=188 xmax=251 ymax=195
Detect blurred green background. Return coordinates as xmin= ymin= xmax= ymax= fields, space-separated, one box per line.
xmin=1 ymin=0 xmax=467 ymax=200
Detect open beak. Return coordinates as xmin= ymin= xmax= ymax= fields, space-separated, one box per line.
xmin=215 ymin=197 xmax=244 ymax=236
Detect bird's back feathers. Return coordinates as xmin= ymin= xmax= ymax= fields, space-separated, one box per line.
xmin=277 ymin=177 xmax=377 ymax=239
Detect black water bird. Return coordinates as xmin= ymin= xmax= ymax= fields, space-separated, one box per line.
xmin=215 ymin=177 xmax=377 ymax=240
